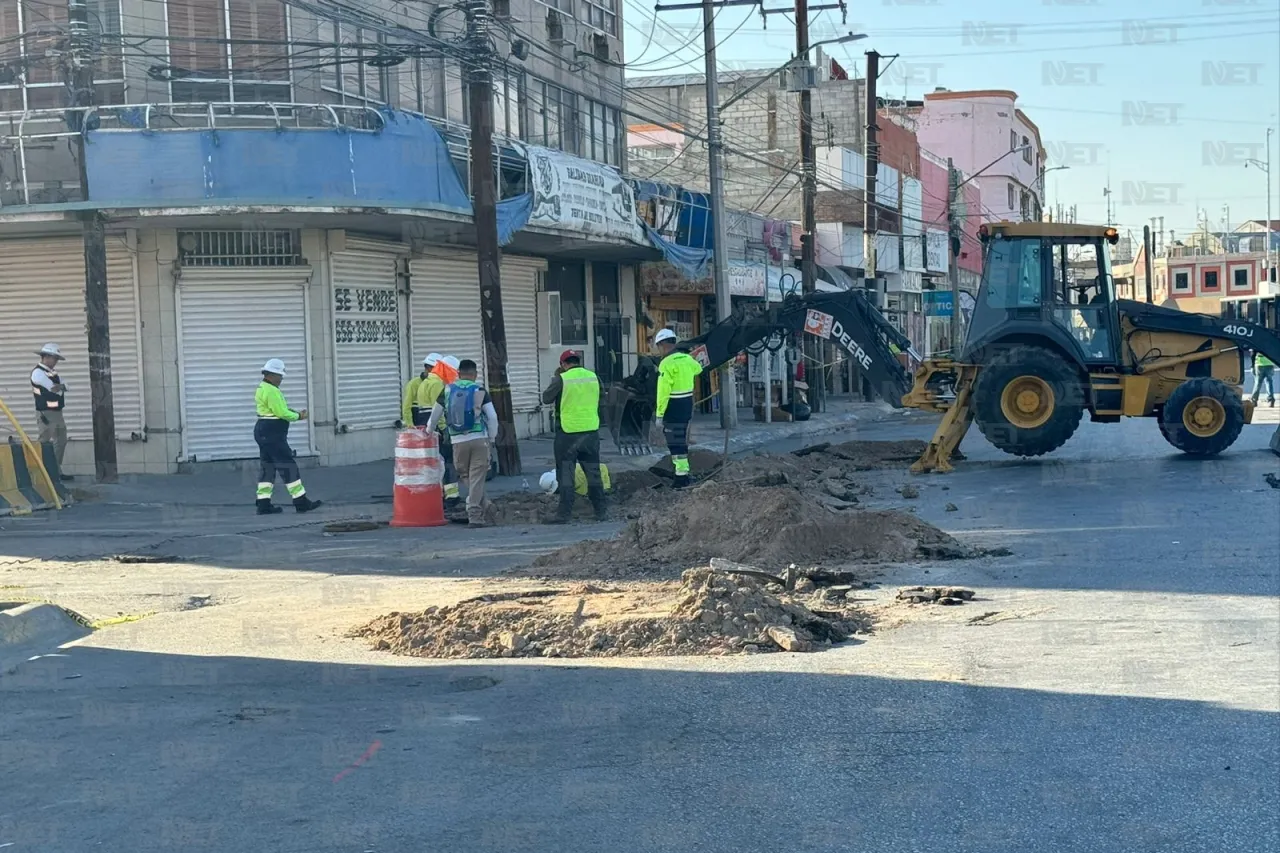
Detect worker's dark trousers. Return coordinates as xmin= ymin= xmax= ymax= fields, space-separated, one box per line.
xmin=554 ymin=429 xmax=606 ymax=517
xmin=254 ymin=419 xmax=306 ymax=504
xmin=663 ymin=395 xmax=694 ymax=485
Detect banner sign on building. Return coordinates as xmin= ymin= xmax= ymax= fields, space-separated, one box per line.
xmin=638 ymin=261 xmax=767 ymax=297
xmin=526 ymin=146 xmax=645 ymax=243
xmin=926 ymin=229 xmax=949 ymax=273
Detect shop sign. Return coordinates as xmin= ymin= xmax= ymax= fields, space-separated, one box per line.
xmin=526 ymin=146 xmax=645 ymax=243
xmin=923 ymin=290 xmax=953 ymax=317
xmin=334 ymin=285 xmax=398 ymax=343
xmin=638 ymin=261 xmax=767 ymax=297
xmin=926 ymin=229 xmax=949 ymax=273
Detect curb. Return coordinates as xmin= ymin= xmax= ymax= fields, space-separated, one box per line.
xmin=0 ymin=603 xmax=92 ymax=675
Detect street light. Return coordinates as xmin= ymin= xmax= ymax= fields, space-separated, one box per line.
xmin=1036 ymin=165 xmax=1071 ymax=219
xmin=719 ymin=33 xmax=868 ymax=112
xmin=1245 ymin=126 xmax=1274 ymax=291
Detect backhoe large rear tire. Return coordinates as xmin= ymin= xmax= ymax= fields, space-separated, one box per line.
xmin=1158 ymin=378 xmax=1244 ymax=456
xmin=973 ymin=345 xmax=1086 ymax=457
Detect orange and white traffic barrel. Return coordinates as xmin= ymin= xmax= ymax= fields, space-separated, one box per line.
xmin=390 ymin=428 xmax=446 ymax=528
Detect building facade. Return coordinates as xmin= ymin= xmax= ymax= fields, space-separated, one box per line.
xmin=624 ymin=67 xmax=866 ymax=222
xmin=0 ymin=0 xmax=652 ymax=476
xmin=912 ymin=89 xmax=1046 ymax=224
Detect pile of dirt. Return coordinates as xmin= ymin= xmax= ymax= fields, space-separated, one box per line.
xmin=473 ymin=470 xmax=669 ymax=526
xmin=528 ymin=478 xmax=966 ymax=579
xmin=351 ymin=567 xmax=870 ymax=659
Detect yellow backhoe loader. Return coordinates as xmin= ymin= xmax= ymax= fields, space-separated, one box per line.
xmin=603 ymin=221 xmax=1280 ymax=470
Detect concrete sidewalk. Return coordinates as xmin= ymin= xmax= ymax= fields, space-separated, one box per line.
xmin=68 ymin=398 xmax=902 ymax=510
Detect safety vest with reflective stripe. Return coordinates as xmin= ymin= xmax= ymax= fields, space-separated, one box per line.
xmin=1257 ymin=351 xmax=1275 ymax=369
xmin=256 ymin=382 xmax=299 ymax=421
xmin=558 ymin=367 xmax=601 ymax=433
xmin=32 ymin=364 xmax=64 ymax=411
xmin=656 ymin=352 xmax=703 ymax=417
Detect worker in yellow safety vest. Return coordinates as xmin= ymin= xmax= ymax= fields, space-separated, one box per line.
xmin=650 ymin=328 xmax=703 ymax=488
xmin=541 ymin=349 xmax=607 ymax=523
xmin=254 ymin=359 xmax=322 ymax=515
xmin=402 ymin=353 xmax=440 ymax=426
xmin=416 ymin=355 xmax=461 ymax=502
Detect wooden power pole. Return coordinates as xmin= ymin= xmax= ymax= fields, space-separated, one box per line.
xmin=795 ymin=0 xmax=823 ymax=414
xmin=464 ymin=0 xmax=520 ymax=475
xmin=67 ymin=0 xmax=117 ymax=482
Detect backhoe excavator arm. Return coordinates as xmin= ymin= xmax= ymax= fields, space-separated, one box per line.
xmin=678 ymin=289 xmax=919 ymax=407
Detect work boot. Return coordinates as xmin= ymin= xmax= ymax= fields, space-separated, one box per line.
xmin=293 ymin=496 xmax=323 ymax=513
xmin=467 ymin=510 xmax=489 ymax=529
xmin=673 ymin=474 xmax=692 ymax=489
xmin=588 ymin=488 xmax=608 ymax=522
xmin=256 ymin=499 xmax=283 ymax=516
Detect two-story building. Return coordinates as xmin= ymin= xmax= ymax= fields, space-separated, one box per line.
xmin=0 ymin=0 xmax=656 ymax=476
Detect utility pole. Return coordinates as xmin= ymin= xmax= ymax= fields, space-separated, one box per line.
xmin=946 ymin=158 xmax=962 ymax=353
xmin=67 ymin=0 xmax=116 ymax=483
xmin=700 ymin=0 xmax=737 ymax=428
xmin=1143 ymin=225 xmax=1154 ymax=303
xmin=1103 ymin=181 xmax=1113 ymax=227
xmin=464 ymin=0 xmax=519 ymax=474
xmin=796 ymin=0 xmax=823 ymax=414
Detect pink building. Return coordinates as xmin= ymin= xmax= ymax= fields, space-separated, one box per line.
xmin=912 ymin=89 xmax=1046 ymax=224
xmin=919 ymin=151 xmax=984 ymax=277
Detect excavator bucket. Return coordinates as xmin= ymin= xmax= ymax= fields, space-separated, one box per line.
xmin=904 ymin=360 xmax=982 ymax=474
xmin=604 ymin=383 xmax=655 ymax=456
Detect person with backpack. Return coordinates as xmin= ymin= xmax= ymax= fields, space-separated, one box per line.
xmin=425 ymin=359 xmax=498 ymax=527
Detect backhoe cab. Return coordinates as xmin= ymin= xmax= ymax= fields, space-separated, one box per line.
xmin=907 ymin=221 xmax=1280 ymax=472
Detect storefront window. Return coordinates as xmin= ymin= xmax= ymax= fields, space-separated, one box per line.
xmin=546 ymin=261 xmax=588 ymax=344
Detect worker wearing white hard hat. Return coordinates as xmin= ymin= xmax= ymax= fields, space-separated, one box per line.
xmin=254 ymin=358 xmax=321 ymax=515
xmin=402 ymin=353 xmax=442 ymax=427
xmin=651 ymin=328 xmax=702 ymax=488
xmin=31 ymin=343 xmax=70 ymax=475
xmin=416 ymin=354 xmax=463 ymax=503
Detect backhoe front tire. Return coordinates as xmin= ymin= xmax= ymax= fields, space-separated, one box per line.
xmin=973 ymin=345 xmax=1086 ymax=457
xmin=1158 ymin=378 xmax=1244 ymax=456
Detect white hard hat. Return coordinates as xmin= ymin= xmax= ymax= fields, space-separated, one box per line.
xmin=443 ymin=355 xmax=460 ymax=369
xmin=654 ymin=329 xmax=677 ymax=344
xmin=35 ymin=343 xmax=64 ymax=360
xmin=261 ymin=358 xmax=287 ymax=376
xmin=424 ymin=352 xmax=441 ymax=366
xmin=539 ymin=471 xmax=558 ymax=494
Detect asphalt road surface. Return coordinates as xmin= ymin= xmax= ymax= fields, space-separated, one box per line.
xmin=2 ymin=415 xmax=1278 ymax=852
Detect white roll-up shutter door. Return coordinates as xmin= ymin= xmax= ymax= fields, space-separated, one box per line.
xmin=331 ymin=241 xmax=403 ymax=429
xmin=0 ymin=236 xmax=142 ymax=440
xmin=409 ymin=253 xmax=484 ymax=382
xmin=497 ymin=255 xmax=546 ymax=411
xmin=177 ymin=267 xmax=313 ymax=461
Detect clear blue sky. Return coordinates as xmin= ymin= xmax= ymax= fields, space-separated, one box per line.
xmin=622 ymin=0 xmax=1280 ymax=243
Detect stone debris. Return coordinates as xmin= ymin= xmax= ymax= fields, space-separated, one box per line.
xmin=898 ymin=484 xmax=920 ymax=499
xmin=528 ymin=479 xmax=968 ymax=580
xmin=352 ymin=567 xmax=871 ymax=659
xmin=945 ymin=503 xmax=959 ymax=512
xmin=896 ymin=586 xmax=976 ymax=606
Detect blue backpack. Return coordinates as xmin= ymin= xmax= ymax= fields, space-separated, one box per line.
xmin=445 ymin=383 xmax=482 ymax=435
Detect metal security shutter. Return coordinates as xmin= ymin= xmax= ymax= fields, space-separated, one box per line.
xmin=0 ymin=236 xmax=142 ymax=440
xmin=409 ymin=253 xmax=484 ymax=382
xmin=498 ymin=255 xmax=545 ymax=411
xmin=177 ymin=267 xmax=313 ymax=461
xmin=331 ymin=243 xmax=403 ymax=429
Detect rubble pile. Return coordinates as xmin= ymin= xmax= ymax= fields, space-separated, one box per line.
xmin=529 ymin=478 xmax=966 ymax=579
xmin=352 ymin=567 xmax=871 ymax=659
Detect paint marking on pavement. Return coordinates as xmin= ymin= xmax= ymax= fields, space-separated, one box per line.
xmin=332 ymin=739 xmax=383 ymax=783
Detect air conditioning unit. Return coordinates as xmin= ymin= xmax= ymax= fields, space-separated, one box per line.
xmin=492 ymin=0 xmax=511 ymax=19
xmin=591 ymin=32 xmax=609 ymax=62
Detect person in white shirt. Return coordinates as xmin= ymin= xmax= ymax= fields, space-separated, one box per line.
xmin=30 ymin=343 xmax=70 ymax=477
xmin=426 ymin=359 xmax=499 ymax=527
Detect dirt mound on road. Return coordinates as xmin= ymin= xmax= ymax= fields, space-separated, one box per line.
xmin=528 ymin=479 xmax=962 ymax=579
xmin=352 ymin=567 xmax=870 ymax=659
